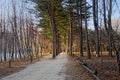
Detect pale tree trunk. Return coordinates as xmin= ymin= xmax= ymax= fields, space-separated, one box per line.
xmin=6 ymin=5 xmax=12 ymax=67
xmin=2 ymin=7 xmax=7 ymax=61
xmin=0 ymin=10 xmax=2 ymax=61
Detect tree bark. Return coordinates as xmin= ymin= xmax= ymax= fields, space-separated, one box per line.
xmin=68 ymin=0 xmax=73 ymax=56
xmin=108 ymin=0 xmax=113 ymax=57
xmin=75 ymin=0 xmax=83 ymax=57
xmin=92 ymin=0 xmax=100 ymax=57
xmin=49 ymin=0 xmax=58 ymax=58
xmin=84 ymin=0 xmax=91 ymax=59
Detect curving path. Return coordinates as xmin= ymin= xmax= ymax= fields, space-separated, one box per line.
xmin=0 ymin=53 xmax=67 ymax=80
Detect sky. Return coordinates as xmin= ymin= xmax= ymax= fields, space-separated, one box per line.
xmin=0 ymin=0 xmax=120 ymax=30
xmin=87 ymin=0 xmax=120 ymax=30
xmin=0 ymin=0 xmax=35 ymax=19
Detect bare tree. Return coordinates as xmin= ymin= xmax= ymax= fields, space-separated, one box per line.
xmin=108 ymin=0 xmax=113 ymax=57
xmin=92 ymin=0 xmax=100 ymax=57
xmin=84 ymin=0 xmax=91 ymax=59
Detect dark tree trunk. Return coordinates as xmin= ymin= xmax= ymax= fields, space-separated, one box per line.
xmin=65 ymin=33 xmax=69 ymax=54
xmin=102 ymin=0 xmax=108 ymax=33
xmin=68 ymin=0 xmax=73 ymax=56
xmin=75 ymin=0 xmax=83 ymax=57
xmin=69 ymin=15 xmax=73 ymax=56
xmin=49 ymin=0 xmax=58 ymax=58
xmin=84 ymin=0 xmax=91 ymax=59
xmin=92 ymin=0 xmax=100 ymax=57
xmin=108 ymin=0 xmax=113 ymax=57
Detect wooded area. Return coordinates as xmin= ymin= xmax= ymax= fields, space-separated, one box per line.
xmin=0 ymin=0 xmax=120 ymax=79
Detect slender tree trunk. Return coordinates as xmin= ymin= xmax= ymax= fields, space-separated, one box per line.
xmin=102 ymin=0 xmax=108 ymax=33
xmin=56 ymin=34 xmax=60 ymax=55
xmin=69 ymin=14 xmax=73 ymax=56
xmin=80 ymin=1 xmax=83 ymax=57
xmin=0 ymin=23 xmax=2 ymax=61
xmin=3 ymin=8 xmax=7 ymax=61
xmin=8 ymin=39 xmax=12 ymax=67
xmin=75 ymin=0 xmax=83 ymax=57
xmin=68 ymin=0 xmax=73 ymax=56
xmin=65 ymin=33 xmax=69 ymax=54
xmin=3 ymin=21 xmax=7 ymax=61
xmin=92 ymin=0 xmax=100 ymax=57
xmin=84 ymin=0 xmax=91 ymax=59
xmin=108 ymin=0 xmax=113 ymax=57
xmin=102 ymin=0 xmax=110 ymax=56
xmin=49 ymin=0 xmax=58 ymax=58
xmin=0 ymin=6 xmax=3 ymax=61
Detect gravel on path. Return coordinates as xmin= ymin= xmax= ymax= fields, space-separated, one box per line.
xmin=1 ymin=53 xmax=67 ymax=80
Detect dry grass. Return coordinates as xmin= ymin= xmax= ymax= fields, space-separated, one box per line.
xmin=73 ymin=52 xmax=120 ymax=80
xmin=73 ymin=51 xmax=115 ymax=57
xmin=65 ymin=56 xmax=94 ymax=80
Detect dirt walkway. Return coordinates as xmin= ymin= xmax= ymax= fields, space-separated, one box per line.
xmin=0 ymin=53 xmax=67 ymax=80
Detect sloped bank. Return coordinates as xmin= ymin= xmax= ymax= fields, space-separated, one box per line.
xmin=65 ymin=56 xmax=94 ymax=80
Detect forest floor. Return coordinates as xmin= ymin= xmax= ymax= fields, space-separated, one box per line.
xmin=1 ymin=52 xmax=119 ymax=80
xmin=84 ymin=56 xmax=120 ymax=80
xmin=0 ymin=53 xmax=94 ymax=80
xmin=65 ymin=56 xmax=94 ymax=80
xmin=73 ymin=52 xmax=120 ymax=80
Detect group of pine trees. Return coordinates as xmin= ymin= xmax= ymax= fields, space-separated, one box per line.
xmin=29 ymin=0 xmax=91 ymax=58
xmin=30 ymin=0 xmax=120 ymax=73
xmin=30 ymin=0 xmax=120 ymax=58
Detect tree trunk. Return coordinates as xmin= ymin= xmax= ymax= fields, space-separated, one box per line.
xmin=108 ymin=0 xmax=113 ymax=57
xmin=102 ymin=0 xmax=108 ymax=33
xmin=84 ymin=0 xmax=91 ymax=59
xmin=92 ymin=0 xmax=100 ymax=57
xmin=69 ymin=15 xmax=73 ymax=56
xmin=65 ymin=33 xmax=69 ymax=54
xmin=49 ymin=0 xmax=58 ymax=58
xmin=68 ymin=0 xmax=73 ymax=56
xmin=75 ymin=0 xmax=83 ymax=57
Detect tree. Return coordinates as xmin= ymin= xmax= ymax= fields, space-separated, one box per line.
xmin=92 ymin=0 xmax=100 ymax=57
xmin=67 ymin=0 xmax=91 ymax=57
xmin=102 ymin=0 xmax=114 ymax=56
xmin=84 ymin=0 xmax=91 ymax=59
xmin=108 ymin=0 xmax=113 ymax=57
xmin=75 ymin=0 xmax=83 ymax=57
xmin=30 ymin=0 xmax=69 ymax=58
xmin=68 ymin=0 xmax=73 ymax=56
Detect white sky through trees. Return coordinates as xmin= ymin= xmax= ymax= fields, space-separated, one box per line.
xmin=0 ymin=0 xmax=120 ymax=30
xmin=0 ymin=0 xmax=37 ymax=27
